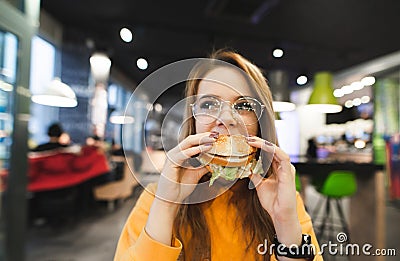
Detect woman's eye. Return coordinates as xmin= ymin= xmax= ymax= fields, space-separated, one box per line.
xmin=199 ymin=100 xmax=219 ymax=110
xmin=234 ymin=101 xmax=255 ymax=112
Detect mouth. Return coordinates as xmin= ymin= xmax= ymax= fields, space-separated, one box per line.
xmin=210 ymin=129 xmax=246 ymax=136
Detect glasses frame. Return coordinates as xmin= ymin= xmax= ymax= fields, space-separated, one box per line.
xmin=190 ymin=95 xmax=266 ymax=126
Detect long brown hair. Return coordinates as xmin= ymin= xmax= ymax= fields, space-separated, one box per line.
xmin=173 ymin=49 xmax=278 ymax=260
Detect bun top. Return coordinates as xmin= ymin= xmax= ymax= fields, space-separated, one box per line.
xmin=208 ymin=134 xmax=256 ymax=157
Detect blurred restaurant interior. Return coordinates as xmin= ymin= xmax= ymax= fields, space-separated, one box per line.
xmin=0 ymin=0 xmax=399 ymax=260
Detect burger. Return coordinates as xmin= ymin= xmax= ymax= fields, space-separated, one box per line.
xmin=199 ymin=134 xmax=263 ymax=185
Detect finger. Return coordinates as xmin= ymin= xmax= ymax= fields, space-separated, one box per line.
xmin=245 ymin=136 xmax=275 ymax=153
xmin=167 ymin=132 xmax=216 ymax=161
xmin=272 ymin=148 xmax=294 ymax=176
xmin=177 ymin=132 xmax=218 ymax=151
xmin=271 ymin=159 xmax=280 ymax=172
xmin=246 ymin=136 xmax=293 ymax=174
xmin=168 ymin=143 xmax=213 ymax=166
xmin=245 ymin=136 xmax=275 ymax=176
xmin=246 ymin=136 xmax=295 ymax=181
xmin=271 ymin=145 xmax=290 ymax=163
xmin=270 ymin=157 xmax=295 ymax=185
xmin=185 ymin=165 xmax=209 ymax=178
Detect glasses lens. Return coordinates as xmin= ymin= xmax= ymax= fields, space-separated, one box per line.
xmin=233 ymin=97 xmax=263 ymax=125
xmin=192 ymin=96 xmax=221 ymax=124
xmin=192 ymin=96 xmax=264 ymax=125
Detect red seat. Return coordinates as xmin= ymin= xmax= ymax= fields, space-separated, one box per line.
xmin=28 ymin=145 xmax=110 ymax=192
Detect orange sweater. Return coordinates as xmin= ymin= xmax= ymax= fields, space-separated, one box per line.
xmin=114 ymin=183 xmax=323 ymax=260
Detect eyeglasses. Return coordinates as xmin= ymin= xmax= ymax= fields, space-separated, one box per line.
xmin=190 ymin=95 xmax=265 ymax=125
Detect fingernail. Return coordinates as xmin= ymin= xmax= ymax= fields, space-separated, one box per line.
xmin=246 ymin=137 xmax=256 ymax=142
xmin=209 ymin=132 xmax=219 ymax=139
xmin=264 ymin=140 xmax=274 ymax=146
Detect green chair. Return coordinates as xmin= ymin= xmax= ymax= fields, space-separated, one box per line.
xmin=295 ymin=173 xmax=302 ymax=192
xmin=312 ymin=170 xmax=357 ymax=242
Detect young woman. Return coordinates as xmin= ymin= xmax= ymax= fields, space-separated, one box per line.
xmin=114 ymin=50 xmax=322 ymax=260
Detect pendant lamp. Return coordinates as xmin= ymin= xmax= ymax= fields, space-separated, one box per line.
xmin=268 ymin=70 xmax=296 ymax=112
xmin=109 ymin=110 xmax=135 ymax=124
xmin=90 ymin=52 xmax=111 ymax=84
xmin=275 ymin=112 xmax=282 ymax=121
xmin=31 ymin=77 xmax=78 ymax=107
xmin=306 ymin=72 xmax=342 ymax=113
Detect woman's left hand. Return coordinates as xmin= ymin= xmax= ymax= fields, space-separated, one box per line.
xmin=246 ymin=136 xmax=302 ymax=246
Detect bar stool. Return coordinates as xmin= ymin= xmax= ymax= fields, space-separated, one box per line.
xmin=312 ymin=170 xmax=357 ymax=242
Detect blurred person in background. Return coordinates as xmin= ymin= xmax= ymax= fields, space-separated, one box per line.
xmin=59 ymin=132 xmax=71 ymax=145
xmin=32 ymin=123 xmax=69 ymax=152
xmin=306 ymin=138 xmax=317 ymax=159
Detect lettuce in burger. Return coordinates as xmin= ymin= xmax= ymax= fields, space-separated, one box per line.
xmin=199 ymin=134 xmax=263 ymax=186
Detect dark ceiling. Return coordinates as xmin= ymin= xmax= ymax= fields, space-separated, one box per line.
xmin=41 ymin=0 xmax=400 ymax=91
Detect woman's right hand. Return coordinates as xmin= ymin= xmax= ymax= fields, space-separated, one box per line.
xmin=155 ymin=131 xmax=217 ymax=205
xmin=145 ymin=132 xmax=217 ymax=246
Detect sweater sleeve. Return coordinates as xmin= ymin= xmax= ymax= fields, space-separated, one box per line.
xmin=113 ymin=183 xmax=182 ymax=261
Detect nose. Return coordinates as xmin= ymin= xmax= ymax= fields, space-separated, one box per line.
xmin=216 ymin=102 xmax=237 ymax=126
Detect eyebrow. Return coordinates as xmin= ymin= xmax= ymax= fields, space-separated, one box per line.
xmin=197 ymin=94 xmax=253 ymax=100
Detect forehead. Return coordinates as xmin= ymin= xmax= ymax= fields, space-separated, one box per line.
xmin=197 ymin=66 xmax=253 ymax=99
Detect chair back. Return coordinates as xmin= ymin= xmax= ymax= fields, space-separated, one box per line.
xmin=321 ymin=170 xmax=357 ymax=198
xmin=295 ymin=173 xmax=301 ymax=192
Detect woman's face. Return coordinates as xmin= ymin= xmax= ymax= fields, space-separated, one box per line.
xmin=194 ymin=66 xmax=259 ymax=136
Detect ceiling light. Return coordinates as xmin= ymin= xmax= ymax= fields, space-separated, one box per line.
xmin=361 ymin=96 xmax=370 ymax=103
xmin=361 ymin=76 xmax=375 ymax=86
xmin=268 ymin=70 xmax=296 ymax=112
xmin=120 ymin=27 xmax=133 ymax=43
xmin=350 ymin=81 xmax=364 ymax=91
xmin=137 ymin=58 xmax=148 ymax=70
xmin=31 ymin=78 xmax=78 ymax=107
xmin=306 ymin=72 xmax=342 ymax=113
xmin=90 ymin=53 xmax=111 ymax=83
xmin=296 ymin=75 xmax=308 ymax=85
xmin=146 ymin=103 xmax=153 ymax=111
xmin=333 ymin=88 xmax=344 ymax=97
xmin=341 ymin=85 xmax=353 ymax=95
xmin=272 ymin=102 xmax=296 ymax=112
xmin=272 ymin=48 xmax=284 ymax=58
xmin=109 ymin=110 xmax=135 ymax=124
xmin=354 ymin=139 xmax=366 ymax=149
xmin=275 ymin=112 xmax=283 ymax=121
xmin=352 ymin=98 xmax=362 ymax=106
xmin=154 ymin=103 xmax=163 ymax=112
xmin=0 ymin=80 xmax=13 ymax=92
xmin=344 ymin=100 xmax=353 ymax=108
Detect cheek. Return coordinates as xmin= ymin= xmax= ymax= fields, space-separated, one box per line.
xmin=247 ymin=124 xmax=258 ymax=136
xmin=195 ymin=121 xmax=213 ymax=134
